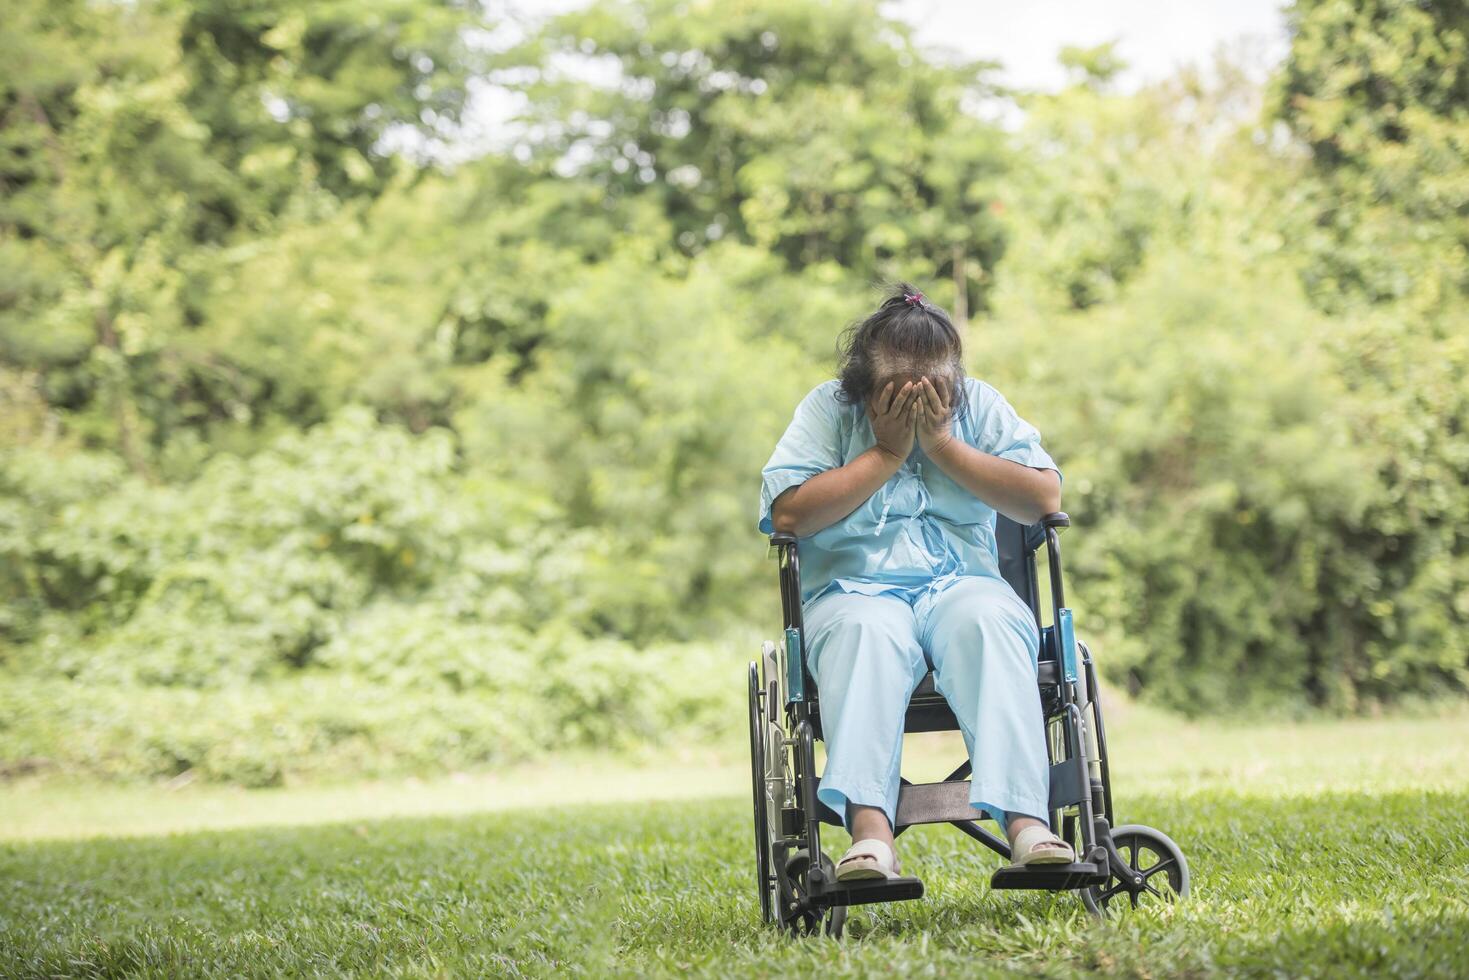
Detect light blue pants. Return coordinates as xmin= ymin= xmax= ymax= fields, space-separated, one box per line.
xmin=804 ymin=574 xmax=1051 ymax=836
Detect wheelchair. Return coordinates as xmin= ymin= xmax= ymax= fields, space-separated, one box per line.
xmin=748 ymin=512 xmax=1190 ymax=937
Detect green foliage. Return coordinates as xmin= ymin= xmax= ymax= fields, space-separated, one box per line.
xmin=990 ymin=258 xmax=1468 ymax=714
xmin=978 ymin=30 xmax=1469 ymax=714
xmin=1058 ymin=40 xmax=1128 ymax=88
xmin=501 ymin=0 xmax=1010 ymax=309
xmin=1273 ymin=0 xmax=1469 ymax=312
xmin=0 ymin=407 xmax=742 ymax=782
xmin=998 ymin=79 xmax=1165 ymax=310
xmin=0 ymin=0 xmax=483 ymax=474
xmin=1 ymin=0 xmax=1466 ymax=783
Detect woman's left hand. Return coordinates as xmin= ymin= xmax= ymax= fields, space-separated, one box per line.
xmin=915 ymin=376 xmax=955 ymax=456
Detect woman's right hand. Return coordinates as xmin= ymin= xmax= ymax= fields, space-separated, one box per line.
xmin=867 ymin=381 xmax=919 ymax=462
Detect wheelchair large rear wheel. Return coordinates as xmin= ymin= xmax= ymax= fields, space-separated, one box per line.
xmin=1080 ymin=824 xmax=1189 ymax=915
xmin=748 ymin=661 xmax=775 ymax=924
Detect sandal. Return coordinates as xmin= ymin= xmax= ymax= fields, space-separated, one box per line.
xmin=1010 ymin=825 xmax=1075 ymax=867
xmin=835 ymin=838 xmax=902 ymax=881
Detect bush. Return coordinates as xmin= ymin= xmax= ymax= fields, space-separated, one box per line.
xmin=0 ymin=406 xmax=748 ymax=784
xmin=987 ymin=256 xmax=1469 ymax=714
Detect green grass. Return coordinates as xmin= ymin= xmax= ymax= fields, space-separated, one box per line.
xmin=4 ymin=705 xmax=1469 ymax=977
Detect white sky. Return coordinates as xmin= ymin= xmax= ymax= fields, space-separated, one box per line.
xmin=883 ymin=0 xmax=1289 ymax=92
xmin=445 ymin=0 xmax=1291 ymax=157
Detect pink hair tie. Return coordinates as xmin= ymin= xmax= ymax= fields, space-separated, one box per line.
xmin=904 ymin=291 xmax=924 ymax=306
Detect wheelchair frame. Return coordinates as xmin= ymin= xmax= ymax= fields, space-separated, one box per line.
xmin=748 ymin=511 xmax=1189 ymax=936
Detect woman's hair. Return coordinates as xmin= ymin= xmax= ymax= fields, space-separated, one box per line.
xmin=834 ymin=281 xmax=970 ymax=422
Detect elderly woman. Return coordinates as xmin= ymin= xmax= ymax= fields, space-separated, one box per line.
xmin=757 ymin=283 xmax=1075 ymax=881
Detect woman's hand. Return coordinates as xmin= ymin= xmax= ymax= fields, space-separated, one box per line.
xmin=867 ymin=381 xmax=918 ymax=461
xmin=915 ymin=376 xmax=955 ymax=456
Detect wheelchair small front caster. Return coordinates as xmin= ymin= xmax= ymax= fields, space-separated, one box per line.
xmin=1079 ymin=824 xmax=1190 ymax=915
xmin=777 ymin=850 xmax=847 ymax=938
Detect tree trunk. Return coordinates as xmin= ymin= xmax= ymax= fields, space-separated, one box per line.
xmin=94 ymin=308 xmax=154 ymax=481
xmin=951 ymin=244 xmax=969 ymax=327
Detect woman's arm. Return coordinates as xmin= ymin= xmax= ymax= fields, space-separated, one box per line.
xmin=927 ymin=440 xmax=1061 ymax=526
xmin=916 ymin=376 xmax=1062 ymax=525
xmin=770 ymin=445 xmax=904 ymax=537
xmin=771 ymin=380 xmax=920 ymax=537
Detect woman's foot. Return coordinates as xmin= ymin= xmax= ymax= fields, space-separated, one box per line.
xmin=1006 ymin=814 xmax=1075 ymax=866
xmin=838 ymin=803 xmax=902 ymax=881
xmin=836 ymin=838 xmax=902 ymax=881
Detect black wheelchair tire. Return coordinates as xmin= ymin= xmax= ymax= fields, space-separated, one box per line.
xmin=748 ymin=660 xmax=774 ymax=925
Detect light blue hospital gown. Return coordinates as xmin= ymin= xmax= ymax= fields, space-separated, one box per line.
xmin=757 ymin=377 xmax=1063 ymax=834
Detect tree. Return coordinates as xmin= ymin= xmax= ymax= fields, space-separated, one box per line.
xmin=1273 ymin=0 xmax=1468 ymax=312
xmin=0 ymin=0 xmax=485 ymax=470
xmin=499 ymin=0 xmax=1011 ymax=312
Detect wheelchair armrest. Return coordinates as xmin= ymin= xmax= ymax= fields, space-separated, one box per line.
xmin=1017 ymin=512 xmax=1070 ymax=553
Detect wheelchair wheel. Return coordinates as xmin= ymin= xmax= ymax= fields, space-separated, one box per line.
xmin=748 ymin=660 xmax=775 ymax=924
xmin=777 ymin=849 xmax=847 ymax=938
xmin=1080 ymin=824 xmax=1190 ymax=915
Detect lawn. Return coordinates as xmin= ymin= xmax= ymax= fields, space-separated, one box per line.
xmin=3 ymin=704 xmax=1468 ymax=977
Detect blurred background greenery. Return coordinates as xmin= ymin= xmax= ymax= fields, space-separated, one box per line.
xmin=1 ymin=0 xmax=1464 ymax=788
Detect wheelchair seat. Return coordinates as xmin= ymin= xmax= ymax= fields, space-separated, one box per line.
xmin=803 ymin=513 xmax=1064 ymax=740
xmin=810 ymin=646 xmax=1065 ymax=739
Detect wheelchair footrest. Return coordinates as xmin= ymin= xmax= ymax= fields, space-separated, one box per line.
xmin=811 ymin=874 xmax=925 ymax=908
xmin=989 ymin=862 xmax=1108 ymax=891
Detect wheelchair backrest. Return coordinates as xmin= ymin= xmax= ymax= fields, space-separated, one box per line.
xmin=995 ymin=514 xmax=1045 ymax=627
